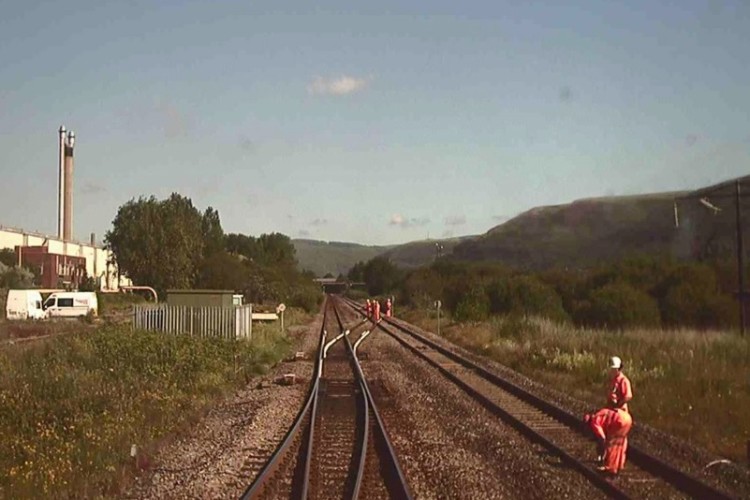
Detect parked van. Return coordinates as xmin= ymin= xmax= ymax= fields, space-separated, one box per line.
xmin=43 ymin=292 xmax=98 ymax=318
xmin=5 ymin=290 xmax=46 ymax=320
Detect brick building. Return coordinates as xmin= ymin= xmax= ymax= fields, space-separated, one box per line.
xmin=16 ymin=246 xmax=88 ymax=289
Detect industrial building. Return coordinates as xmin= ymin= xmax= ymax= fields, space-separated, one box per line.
xmin=0 ymin=126 xmax=130 ymax=291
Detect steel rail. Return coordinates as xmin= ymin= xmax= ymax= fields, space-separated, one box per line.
xmin=328 ymin=299 xmax=370 ymax=500
xmin=239 ymin=300 xmax=330 ymax=500
xmin=331 ymin=297 xmax=414 ymax=500
xmin=342 ymin=298 xmax=734 ymax=500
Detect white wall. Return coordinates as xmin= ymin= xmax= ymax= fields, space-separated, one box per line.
xmin=0 ymin=225 xmax=131 ymax=291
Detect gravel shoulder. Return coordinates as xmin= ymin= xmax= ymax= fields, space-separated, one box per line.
xmin=387 ymin=315 xmax=750 ymax=499
xmin=357 ymin=323 xmax=607 ymax=499
xmin=124 ymin=314 xmax=322 ymax=500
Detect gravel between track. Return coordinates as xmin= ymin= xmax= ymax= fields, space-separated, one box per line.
xmin=355 ymin=323 xmax=607 ymax=499
xmin=124 ymin=314 xmax=322 ymax=500
xmin=387 ymin=315 xmax=750 ymax=499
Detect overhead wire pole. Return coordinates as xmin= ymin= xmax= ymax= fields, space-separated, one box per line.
xmin=736 ymin=180 xmax=746 ymax=335
xmin=675 ymin=175 xmax=748 ymax=335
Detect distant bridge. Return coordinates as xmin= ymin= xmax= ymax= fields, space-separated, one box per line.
xmin=312 ymin=278 xmax=365 ymax=293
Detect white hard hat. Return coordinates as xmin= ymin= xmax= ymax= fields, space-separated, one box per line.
xmin=609 ymin=356 xmax=622 ymax=369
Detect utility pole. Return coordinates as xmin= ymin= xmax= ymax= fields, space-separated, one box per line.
xmin=675 ymin=175 xmax=747 ymax=335
xmin=435 ymin=300 xmax=442 ymax=336
xmin=736 ymin=180 xmax=746 ymax=335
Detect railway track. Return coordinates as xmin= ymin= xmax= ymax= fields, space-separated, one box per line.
xmin=341 ymin=297 xmax=735 ymax=500
xmin=240 ymin=296 xmax=412 ymax=500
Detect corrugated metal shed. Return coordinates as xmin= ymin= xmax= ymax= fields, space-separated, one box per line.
xmin=166 ymin=290 xmax=236 ymax=308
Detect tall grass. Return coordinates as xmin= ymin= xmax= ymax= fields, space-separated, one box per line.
xmin=0 ymin=323 xmax=292 ymax=498
xmin=401 ymin=309 xmax=750 ymax=462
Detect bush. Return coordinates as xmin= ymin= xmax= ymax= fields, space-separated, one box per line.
xmin=97 ymin=292 xmax=146 ymax=316
xmin=78 ymin=276 xmax=98 ymax=292
xmin=0 ymin=326 xmax=292 ymax=496
xmin=578 ymin=282 xmax=661 ymax=329
xmin=659 ymin=264 xmax=735 ymax=329
xmin=0 ymin=265 xmax=34 ymax=289
xmin=345 ymin=289 xmax=369 ymax=301
xmin=400 ymin=268 xmax=444 ymax=308
xmin=288 ymin=286 xmax=323 ymax=313
xmin=487 ymin=275 xmax=569 ymax=322
xmin=0 ymin=249 xmax=16 ymax=267
xmin=453 ymin=286 xmax=490 ymax=322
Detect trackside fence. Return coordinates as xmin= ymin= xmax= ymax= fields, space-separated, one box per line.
xmin=132 ymin=304 xmax=253 ymax=339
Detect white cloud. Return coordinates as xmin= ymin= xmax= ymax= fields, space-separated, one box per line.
xmin=444 ymin=214 xmax=467 ymax=226
xmin=308 ymin=75 xmax=370 ymax=96
xmin=389 ymin=213 xmax=430 ymax=228
xmin=310 ymin=218 xmax=328 ymax=226
xmin=298 ymin=229 xmax=311 ymax=237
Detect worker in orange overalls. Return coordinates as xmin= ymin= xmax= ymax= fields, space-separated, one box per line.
xmin=584 ymin=405 xmax=633 ymax=475
xmin=607 ymin=356 xmax=632 ymax=413
xmin=372 ymin=299 xmax=381 ymax=322
xmin=384 ymin=297 xmax=392 ymax=317
xmin=364 ymin=299 xmax=371 ymax=319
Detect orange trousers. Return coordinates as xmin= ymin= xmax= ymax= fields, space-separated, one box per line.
xmin=588 ymin=408 xmax=633 ymax=474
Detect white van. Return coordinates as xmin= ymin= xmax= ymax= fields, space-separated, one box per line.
xmin=43 ymin=292 xmax=98 ymax=318
xmin=5 ymin=290 xmax=46 ymax=320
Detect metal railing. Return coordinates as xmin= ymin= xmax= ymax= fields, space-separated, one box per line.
xmin=132 ymin=304 xmax=252 ymax=339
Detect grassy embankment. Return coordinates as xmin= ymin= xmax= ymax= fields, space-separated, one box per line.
xmin=401 ymin=308 xmax=750 ymax=463
xmin=0 ymin=307 xmax=313 ymax=498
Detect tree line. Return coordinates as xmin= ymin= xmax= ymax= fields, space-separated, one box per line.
xmin=349 ymin=254 xmax=738 ymax=330
xmin=105 ymin=194 xmax=321 ymax=311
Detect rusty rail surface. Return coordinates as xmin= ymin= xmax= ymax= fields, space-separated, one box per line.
xmin=240 ymin=296 xmax=411 ymax=499
xmin=341 ymin=297 xmax=734 ymax=500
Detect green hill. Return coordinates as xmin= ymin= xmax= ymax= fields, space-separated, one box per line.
xmin=292 ymin=239 xmax=392 ymax=277
xmin=295 ymin=177 xmax=747 ymax=275
xmin=292 ymin=236 xmax=472 ymax=276
xmin=382 ymin=236 xmax=474 ymax=268
xmin=452 ymin=192 xmax=698 ymax=269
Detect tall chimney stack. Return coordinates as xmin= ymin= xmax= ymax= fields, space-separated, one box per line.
xmin=57 ymin=125 xmax=66 ymax=239
xmin=63 ymin=130 xmax=75 ymax=241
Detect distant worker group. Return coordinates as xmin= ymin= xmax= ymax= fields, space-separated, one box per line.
xmin=584 ymin=356 xmax=633 ymax=475
xmin=363 ymin=297 xmax=393 ymax=322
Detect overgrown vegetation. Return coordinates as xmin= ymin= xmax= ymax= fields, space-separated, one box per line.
xmin=400 ymin=309 xmax=750 ymax=462
xmin=104 ymin=193 xmax=322 ymax=312
xmin=0 ymin=262 xmax=35 ymax=289
xmin=0 ymin=321 xmax=300 ymax=497
xmin=357 ymin=255 xmax=739 ymax=331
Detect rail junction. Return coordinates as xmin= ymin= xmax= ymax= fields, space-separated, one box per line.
xmin=239 ymin=295 xmax=739 ymax=499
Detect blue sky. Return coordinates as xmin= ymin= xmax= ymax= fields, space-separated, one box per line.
xmin=1 ymin=0 xmax=749 ymax=245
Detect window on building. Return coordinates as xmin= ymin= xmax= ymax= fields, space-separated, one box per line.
xmin=58 ymin=298 xmax=74 ymax=307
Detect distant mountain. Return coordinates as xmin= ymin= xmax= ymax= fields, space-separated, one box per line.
xmin=452 ymin=192 xmax=691 ymax=270
xmin=292 ymin=236 xmax=473 ymax=276
xmin=292 ymin=239 xmax=392 ymax=277
xmin=382 ymin=236 xmax=475 ymax=268
xmin=295 ymin=178 xmax=746 ymax=275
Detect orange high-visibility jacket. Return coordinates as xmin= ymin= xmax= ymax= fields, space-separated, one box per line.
xmin=609 ymin=372 xmax=633 ymax=412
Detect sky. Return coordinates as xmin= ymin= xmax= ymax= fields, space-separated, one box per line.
xmin=0 ymin=0 xmax=749 ymax=245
